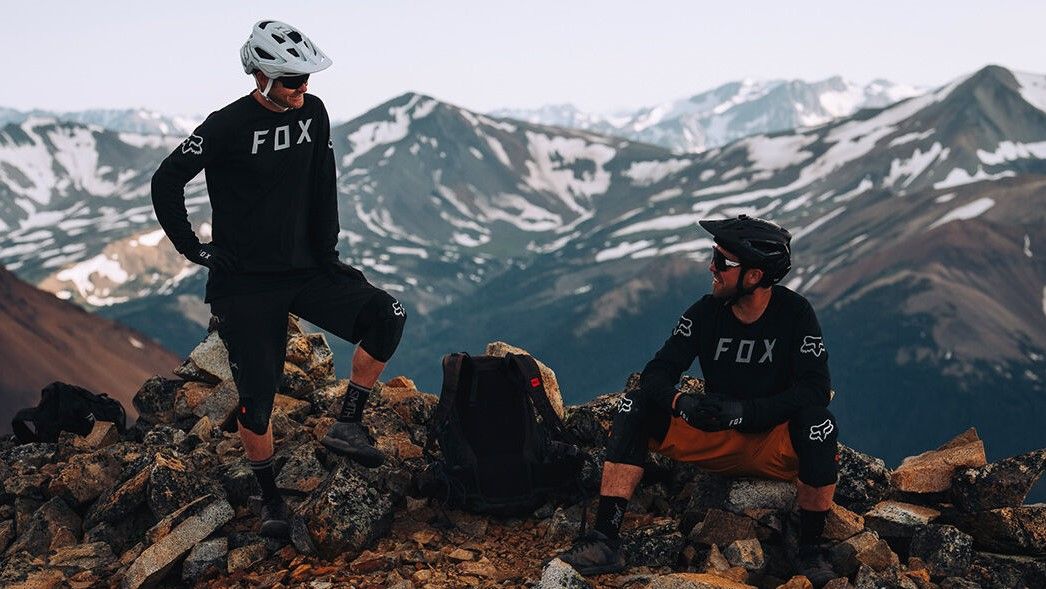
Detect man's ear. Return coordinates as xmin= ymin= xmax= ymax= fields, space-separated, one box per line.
xmin=745 ymin=268 xmax=764 ymax=288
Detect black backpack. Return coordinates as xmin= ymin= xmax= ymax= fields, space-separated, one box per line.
xmin=421 ymin=352 xmax=585 ymax=516
xmin=12 ymin=382 xmax=127 ymax=443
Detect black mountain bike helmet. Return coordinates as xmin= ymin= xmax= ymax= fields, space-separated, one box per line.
xmin=699 ymin=214 xmax=792 ymax=287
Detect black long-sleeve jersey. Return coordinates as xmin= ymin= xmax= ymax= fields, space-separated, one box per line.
xmin=151 ymin=93 xmax=338 ymax=300
xmin=639 ymin=285 xmax=831 ymax=432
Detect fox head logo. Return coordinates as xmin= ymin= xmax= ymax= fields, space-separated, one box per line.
xmin=800 ymin=336 xmax=825 ymax=357
xmin=673 ymin=316 xmax=693 ymax=338
xmin=392 ymin=300 xmax=405 ymax=317
xmin=809 ymin=418 xmax=835 ymax=442
xmin=619 ymin=397 xmax=634 ymax=413
xmin=181 ymin=134 xmax=204 ymax=155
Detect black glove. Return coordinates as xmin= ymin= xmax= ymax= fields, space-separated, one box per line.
xmin=187 ymin=243 xmax=238 ymax=273
xmin=324 ymin=255 xmax=366 ymax=281
xmin=674 ymin=393 xmax=745 ymax=432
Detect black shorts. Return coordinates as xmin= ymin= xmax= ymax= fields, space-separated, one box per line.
xmin=210 ymin=268 xmax=405 ymax=434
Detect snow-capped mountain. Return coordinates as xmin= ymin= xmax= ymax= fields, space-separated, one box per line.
xmin=492 ymin=76 xmax=923 ymax=153
xmin=0 ymin=65 xmax=1043 ymax=468
xmin=0 ymin=108 xmax=200 ymax=136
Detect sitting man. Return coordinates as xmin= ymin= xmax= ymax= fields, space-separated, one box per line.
xmin=558 ymin=215 xmax=839 ymax=586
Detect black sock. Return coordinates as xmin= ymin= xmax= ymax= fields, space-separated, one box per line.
xmin=337 ymin=381 xmax=371 ymax=422
xmin=799 ymin=508 xmax=828 ymax=544
xmin=250 ymin=457 xmax=280 ymax=503
xmin=593 ymin=496 xmax=628 ymax=543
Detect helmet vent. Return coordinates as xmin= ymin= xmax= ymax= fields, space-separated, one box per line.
xmin=258 ymin=21 xmax=273 ymax=28
xmin=255 ymin=48 xmax=275 ymax=60
xmin=287 ymin=48 xmax=300 ymax=58
xmin=271 ymin=34 xmax=285 ymax=44
xmin=287 ymin=31 xmax=303 ymax=43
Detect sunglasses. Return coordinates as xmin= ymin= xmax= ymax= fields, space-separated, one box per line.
xmin=712 ymin=247 xmax=742 ymax=271
xmin=277 ymin=74 xmax=309 ymax=90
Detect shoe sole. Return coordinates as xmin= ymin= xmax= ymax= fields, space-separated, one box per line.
xmin=320 ymin=438 xmax=385 ymax=468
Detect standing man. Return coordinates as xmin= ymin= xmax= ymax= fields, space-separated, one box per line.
xmin=152 ymin=20 xmax=407 ymax=538
xmin=557 ymin=215 xmax=839 ymax=587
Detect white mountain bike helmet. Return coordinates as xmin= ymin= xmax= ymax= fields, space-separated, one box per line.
xmin=240 ymin=20 xmax=332 ymax=78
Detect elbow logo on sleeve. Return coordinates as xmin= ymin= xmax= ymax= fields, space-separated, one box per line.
xmin=673 ymin=316 xmax=693 ymax=337
xmin=809 ymin=418 xmax=835 ymax=442
xmin=800 ymin=336 xmax=825 ymax=357
xmin=181 ymin=134 xmax=204 ymax=155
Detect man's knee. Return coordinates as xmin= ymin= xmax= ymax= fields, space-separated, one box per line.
xmin=788 ymin=406 xmax=839 ymax=487
xmin=606 ymin=388 xmax=662 ymax=466
xmin=356 ymin=291 xmax=406 ymax=363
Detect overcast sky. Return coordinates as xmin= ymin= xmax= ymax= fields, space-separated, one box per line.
xmin=9 ymin=0 xmax=1045 ymax=121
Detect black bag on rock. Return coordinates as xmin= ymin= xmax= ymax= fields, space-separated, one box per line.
xmin=419 ymin=353 xmax=585 ymax=516
xmin=12 ymin=382 xmax=127 ymax=443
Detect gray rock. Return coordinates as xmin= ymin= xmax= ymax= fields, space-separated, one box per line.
xmin=175 ymin=380 xmax=238 ymax=424
xmin=142 ymin=424 xmax=186 ymax=448
xmin=1 ymin=442 xmax=57 ymax=471
xmin=298 ymin=464 xmax=394 ymax=560
xmin=4 ymin=496 xmax=81 ymax=557
xmin=969 ymin=551 xmax=1046 ymax=589
xmin=122 ymin=495 xmax=234 ymax=589
xmin=836 ymin=444 xmax=892 ymax=513
xmin=185 ymin=331 xmax=233 ymax=382
xmin=864 ymin=500 xmax=941 ymax=539
xmin=85 ymin=463 xmax=151 ymax=527
xmin=220 ymin=461 xmax=260 ymax=508
xmin=724 ymin=479 xmax=795 ymax=513
xmin=48 ymin=449 xmax=123 ymax=506
xmin=909 ymin=524 xmax=973 ymax=578
xmin=723 ymin=538 xmax=764 ymax=572
xmin=276 ymin=442 xmax=328 ymax=495
xmin=182 ymin=537 xmax=227 ymax=582
xmin=691 ymin=509 xmax=759 ymax=548
xmin=4 ymin=473 xmax=49 ymax=498
xmin=227 ymin=541 xmax=267 ymax=573
xmin=621 ymin=518 xmax=685 ymax=567
xmin=537 ymin=558 xmax=594 ymax=589
xmin=148 ymin=450 xmax=220 ymax=519
xmin=952 ymin=449 xmax=1046 ymax=512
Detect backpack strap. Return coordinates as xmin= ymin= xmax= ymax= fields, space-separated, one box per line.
xmin=425 ymin=353 xmax=468 ymax=457
xmin=11 ymin=407 xmax=39 ymax=443
xmin=506 ymin=354 xmax=578 ymax=446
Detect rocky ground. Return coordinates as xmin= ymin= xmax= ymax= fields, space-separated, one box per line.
xmin=1 ymin=317 xmax=1044 ymax=589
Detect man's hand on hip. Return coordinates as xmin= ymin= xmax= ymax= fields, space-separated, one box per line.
xmin=188 ymin=243 xmax=239 ymax=273
xmin=674 ymin=393 xmax=745 ymax=432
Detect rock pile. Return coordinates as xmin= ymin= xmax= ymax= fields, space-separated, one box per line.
xmin=0 ymin=318 xmax=1043 ymax=588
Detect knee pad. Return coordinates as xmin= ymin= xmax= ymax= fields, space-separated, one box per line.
xmin=788 ymin=406 xmax=839 ymax=487
xmin=355 ymin=291 xmax=406 ymax=363
xmin=606 ymin=389 xmax=667 ymax=466
xmin=236 ymin=392 xmax=276 ymax=435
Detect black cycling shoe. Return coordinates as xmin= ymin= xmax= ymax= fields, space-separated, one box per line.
xmin=259 ymin=497 xmax=291 ymax=539
xmin=797 ymin=543 xmax=837 ymax=588
xmin=556 ymin=530 xmax=626 ymax=576
xmin=321 ymin=420 xmax=385 ymax=468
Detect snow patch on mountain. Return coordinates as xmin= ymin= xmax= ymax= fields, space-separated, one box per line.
xmin=54 ymin=253 xmax=130 ymax=306
xmin=933 ymin=167 xmax=1016 ymax=189
xmin=977 ymin=141 xmax=1046 ymax=165
xmin=929 ymin=197 xmax=996 ymax=229
xmin=744 ymin=134 xmax=817 ymax=172
xmin=612 ymin=213 xmax=703 ymax=237
xmin=343 ymin=95 xmax=427 ymax=167
xmin=884 ymin=143 xmax=948 ymax=188
xmin=595 ymin=240 xmax=654 ymax=262
xmin=522 ymin=132 xmax=616 ymax=212
xmin=623 ymin=159 xmax=691 ymax=186
xmin=479 ymin=193 xmax=562 ymax=231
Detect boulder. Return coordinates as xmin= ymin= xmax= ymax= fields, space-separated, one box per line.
xmin=48 ymin=542 xmax=116 ymax=572
xmin=219 ymin=461 xmax=260 ymax=508
xmin=182 ymin=537 xmax=227 ymax=582
xmin=275 ymin=442 xmax=328 ymax=495
xmin=174 ymin=380 xmax=238 ymax=424
xmin=148 ymin=451 xmax=219 ymax=519
xmin=830 ymin=531 xmax=896 ymax=576
xmin=85 ymin=464 xmax=151 ymax=527
xmin=227 ymin=541 xmax=267 ymax=573
xmin=692 ymin=509 xmax=759 ymax=548
xmin=181 ymin=331 xmax=232 ymax=383
xmin=273 ymin=393 xmax=312 ymax=422
xmin=909 ymin=524 xmax=973 ymax=578
xmin=485 ymin=341 xmax=565 ymax=419
xmin=48 ymin=449 xmax=123 ymax=506
xmin=132 ymin=377 xmax=181 ymax=424
xmin=952 ymin=505 xmax=1046 ymax=554
xmin=951 ymin=449 xmax=1046 ymax=512
xmin=2 ymin=442 xmax=57 ymax=472
xmin=72 ymin=421 xmax=120 ymax=451
xmin=834 ymin=444 xmax=891 ymax=513
xmin=121 ymin=495 xmax=234 ymax=589
xmin=298 ymin=464 xmax=395 ymax=559
xmin=723 ymin=538 xmax=764 ymax=571
xmin=968 ymin=551 xmax=1046 ymax=588
xmin=647 ymin=573 xmax=757 ymax=588
xmin=824 ymin=503 xmax=865 ymax=542
xmin=4 ymin=497 xmax=81 ymax=558
xmin=864 ymin=501 xmax=941 ymax=539
xmin=535 ymin=558 xmax=593 ymax=588
xmin=621 ymin=518 xmax=685 ymax=567
xmin=724 ymin=479 xmax=796 ymax=513
xmin=891 ymin=429 xmax=987 ymax=493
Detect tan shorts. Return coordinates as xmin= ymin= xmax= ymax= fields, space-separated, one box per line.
xmin=648 ymin=416 xmax=799 ymax=481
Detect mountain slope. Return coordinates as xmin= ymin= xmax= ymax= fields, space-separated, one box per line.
xmin=0 ymin=267 xmax=181 ymax=433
